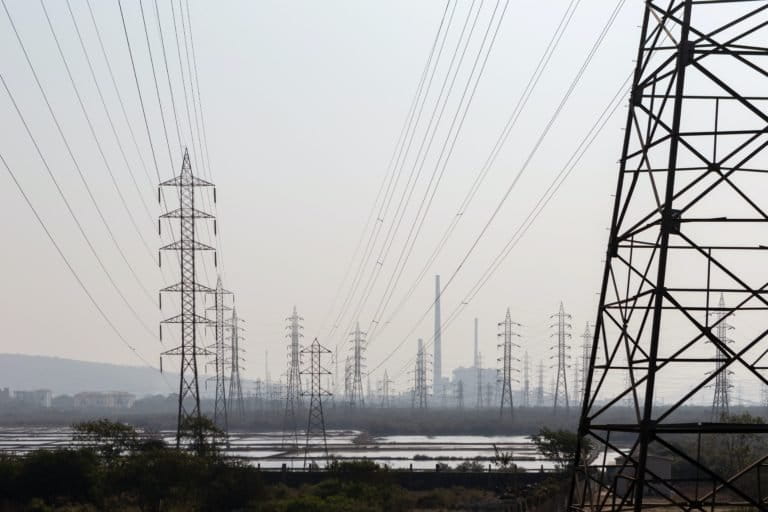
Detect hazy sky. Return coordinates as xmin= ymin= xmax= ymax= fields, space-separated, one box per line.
xmin=0 ymin=0 xmax=651 ymax=394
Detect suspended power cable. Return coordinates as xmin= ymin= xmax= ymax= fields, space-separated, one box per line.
xmin=368 ymin=0 xmax=628 ymax=378
xmin=324 ymin=0 xmax=457 ymax=346
xmin=39 ymin=0 xmax=158 ymax=301
xmin=0 ymin=151 xmax=165 ymax=378
xmin=0 ymin=72 xmax=158 ymax=342
xmin=335 ymin=0 xmax=482 ymax=349
xmin=364 ymin=0 xmax=509 ymax=344
xmin=367 ymin=0 xmax=583 ymax=344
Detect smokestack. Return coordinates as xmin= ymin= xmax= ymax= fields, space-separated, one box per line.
xmin=474 ymin=318 xmax=479 ymax=368
xmin=434 ymin=275 xmax=442 ymax=394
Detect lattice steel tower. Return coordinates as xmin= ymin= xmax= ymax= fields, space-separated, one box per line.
xmin=497 ymin=308 xmax=520 ymax=417
xmin=577 ymin=322 xmax=592 ymax=406
xmin=550 ymin=302 xmax=571 ymax=412
xmin=300 ymin=338 xmax=331 ymax=468
xmin=571 ymin=2 xmax=768 ymax=508
xmin=228 ymin=306 xmax=245 ymax=420
xmin=207 ymin=276 xmax=231 ymax=433
xmin=282 ymin=306 xmax=303 ymax=448
xmin=535 ymin=359 xmax=544 ymax=407
xmin=348 ymin=322 xmax=366 ymax=407
xmin=379 ymin=370 xmax=393 ymax=408
xmin=159 ymin=148 xmax=216 ymax=447
xmin=474 ymin=318 xmax=483 ymax=409
xmin=710 ymin=293 xmax=734 ymax=418
xmin=412 ymin=338 xmax=428 ymax=409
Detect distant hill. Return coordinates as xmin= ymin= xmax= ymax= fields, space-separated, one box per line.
xmin=0 ymin=354 xmax=179 ymax=396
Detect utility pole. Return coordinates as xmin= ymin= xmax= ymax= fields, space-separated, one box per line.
xmin=206 ymin=276 xmax=231 ymax=434
xmin=550 ymin=302 xmax=571 ymax=412
xmin=570 ymin=3 xmax=768 ymax=508
xmin=349 ymin=323 xmax=366 ymax=407
xmin=413 ymin=338 xmax=428 ymax=409
xmin=497 ymin=308 xmax=520 ymax=417
xmin=159 ymin=148 xmax=216 ymax=448
xmin=228 ymin=306 xmax=245 ymax=420
xmin=300 ymin=338 xmax=331 ymax=468
xmin=523 ymin=351 xmax=530 ymax=408
xmin=711 ymin=293 xmax=733 ymax=419
xmin=536 ymin=359 xmax=544 ymax=407
xmin=282 ymin=306 xmax=303 ymax=448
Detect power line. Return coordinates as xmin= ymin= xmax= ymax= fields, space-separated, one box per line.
xmin=0 ymin=151 xmax=164 ymax=377
xmin=368 ymin=0 xmax=628 ymax=379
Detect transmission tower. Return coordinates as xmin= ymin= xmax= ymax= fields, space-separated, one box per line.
xmin=710 ymin=293 xmax=734 ymax=419
xmin=522 ymin=351 xmax=530 ymax=408
xmin=282 ymin=306 xmax=303 ymax=448
xmin=456 ymin=380 xmax=464 ymax=409
xmin=549 ymin=302 xmax=571 ymax=412
xmin=379 ymin=370 xmax=393 ymax=408
xmin=433 ymin=275 xmax=443 ymax=398
xmin=227 ymin=306 xmax=246 ymax=420
xmin=535 ymin=359 xmax=544 ymax=407
xmin=412 ymin=338 xmax=428 ymax=409
xmin=343 ymin=355 xmax=351 ymax=403
xmin=348 ymin=323 xmax=366 ymax=407
xmin=497 ymin=308 xmax=520 ymax=417
xmin=484 ymin=383 xmax=493 ymax=408
xmin=571 ymin=3 xmax=768 ymax=508
xmin=300 ymin=338 xmax=331 ymax=468
xmin=158 ymin=148 xmax=216 ymax=447
xmin=206 ymin=276 xmax=231 ymax=434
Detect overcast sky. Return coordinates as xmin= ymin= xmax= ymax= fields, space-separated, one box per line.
xmin=0 ymin=1 xmax=657 ymax=395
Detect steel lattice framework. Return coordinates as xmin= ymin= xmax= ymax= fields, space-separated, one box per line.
xmin=413 ymin=338 xmax=428 ymax=409
xmin=282 ymin=306 xmax=304 ymax=448
xmin=228 ymin=306 xmax=246 ymax=420
xmin=571 ymin=1 xmax=768 ymax=509
xmin=300 ymin=338 xmax=332 ymax=468
xmin=207 ymin=276 xmax=231 ymax=434
xmin=551 ymin=302 xmax=572 ymax=412
xmin=498 ymin=308 xmax=520 ymax=417
xmin=159 ymin=148 xmax=215 ymax=447
xmin=348 ymin=323 xmax=366 ymax=407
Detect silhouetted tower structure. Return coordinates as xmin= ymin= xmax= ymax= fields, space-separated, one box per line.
xmin=343 ymin=355 xmax=351 ymax=402
xmin=348 ymin=323 xmax=366 ymax=407
xmin=456 ymin=380 xmax=464 ymax=409
xmin=522 ymin=351 xmax=530 ymax=408
xmin=159 ymin=148 xmax=216 ymax=447
xmin=412 ymin=338 xmax=428 ymax=409
xmin=433 ymin=275 xmax=443 ymax=397
xmin=535 ymin=359 xmax=544 ymax=407
xmin=300 ymin=338 xmax=331 ymax=468
xmin=497 ymin=308 xmax=520 ymax=416
xmin=228 ymin=306 xmax=245 ymax=420
xmin=711 ymin=293 xmax=733 ymax=418
xmin=282 ymin=307 xmax=303 ymax=447
xmin=570 ymin=3 xmax=768 ymax=508
xmin=549 ymin=302 xmax=571 ymax=412
xmin=206 ymin=276 xmax=231 ymax=433
xmin=484 ymin=383 xmax=493 ymax=408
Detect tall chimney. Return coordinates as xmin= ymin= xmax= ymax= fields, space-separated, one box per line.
xmin=434 ymin=275 xmax=442 ymax=394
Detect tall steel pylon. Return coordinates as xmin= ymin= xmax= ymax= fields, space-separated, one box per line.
xmin=571 ymin=2 xmax=768 ymax=508
xmin=282 ymin=306 xmax=303 ymax=448
xmin=348 ymin=323 xmax=366 ymax=407
xmin=412 ymin=338 xmax=428 ymax=409
xmin=159 ymin=148 xmax=216 ymax=447
xmin=710 ymin=293 xmax=733 ymax=419
xmin=228 ymin=306 xmax=246 ymax=420
xmin=475 ymin=353 xmax=484 ymax=409
xmin=206 ymin=276 xmax=231 ymax=434
xmin=497 ymin=308 xmax=520 ymax=417
xmin=456 ymin=380 xmax=464 ymax=409
xmin=300 ymin=338 xmax=331 ymax=468
xmin=549 ymin=302 xmax=571 ymax=412
xmin=379 ymin=370 xmax=393 ymax=408
xmin=522 ymin=351 xmax=530 ymax=408
xmin=433 ymin=275 xmax=443 ymax=397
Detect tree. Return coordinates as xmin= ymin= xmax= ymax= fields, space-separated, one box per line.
xmin=179 ymin=415 xmax=224 ymax=457
xmin=72 ymin=419 xmax=139 ymax=462
xmin=531 ymin=427 xmax=593 ymax=472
